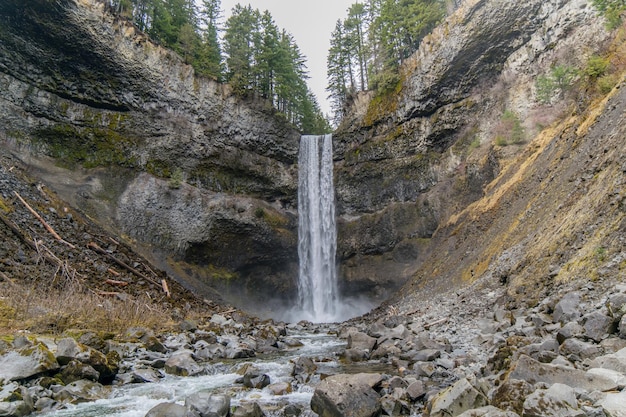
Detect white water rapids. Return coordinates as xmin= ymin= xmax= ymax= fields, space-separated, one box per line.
xmin=41 ymin=332 xmax=346 ymax=417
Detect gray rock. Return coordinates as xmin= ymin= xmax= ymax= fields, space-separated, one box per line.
xmin=52 ymin=380 xmax=108 ymax=404
xmin=523 ymin=383 xmax=584 ymax=417
xmin=428 ymin=378 xmax=488 ymax=417
xmin=553 ymin=292 xmax=582 ymax=324
xmin=145 ymin=402 xmax=187 ymax=417
xmin=619 ymin=315 xmax=626 ymax=339
xmin=343 ymin=348 xmax=370 ymax=362
xmin=596 ymin=391 xmax=626 ymax=417
xmin=588 ymin=347 xmax=626 ymax=373
xmin=509 ymin=355 xmax=617 ymax=392
xmin=164 ymin=350 xmax=202 ymax=376
xmin=347 ymin=332 xmax=377 ymax=352
xmin=412 ymin=349 xmax=441 ymax=362
xmin=559 ymin=338 xmax=602 ymax=361
xmin=586 ymin=368 xmax=626 ymax=389
xmin=557 ymin=322 xmax=585 ymax=345
xmin=131 ymin=368 xmax=161 ymax=383
xmin=242 ymin=372 xmax=271 ymax=389
xmin=59 ymin=360 xmax=100 ymax=384
xmin=0 ymin=400 xmax=33 ymax=417
xmin=185 ymin=392 xmax=230 ymax=417
xmin=310 ymin=373 xmax=383 ymax=417
xmin=457 ymin=406 xmax=520 ymax=417
xmin=490 ymin=379 xmax=534 ymax=415
xmin=406 ymin=380 xmax=426 ymax=401
xmin=55 ymin=338 xmax=83 ymax=365
xmin=0 ymin=344 xmax=59 ymax=382
xmin=291 ymin=356 xmax=317 ymax=383
xmin=583 ymin=311 xmax=615 ymax=342
xmin=232 ymin=402 xmax=265 ymax=417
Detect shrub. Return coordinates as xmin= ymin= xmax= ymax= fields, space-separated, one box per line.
xmin=493 ymin=110 xmax=525 ymax=146
xmin=597 ymin=74 xmax=619 ymax=93
xmin=168 ymin=168 xmax=184 ymax=189
xmin=535 ymin=65 xmax=578 ymax=104
xmin=585 ymin=55 xmax=611 ymax=78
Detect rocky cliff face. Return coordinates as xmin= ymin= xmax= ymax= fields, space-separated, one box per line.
xmin=0 ymin=0 xmax=300 ymax=309
xmin=0 ymin=0 xmax=621 ymax=315
xmin=333 ymin=0 xmax=612 ymax=300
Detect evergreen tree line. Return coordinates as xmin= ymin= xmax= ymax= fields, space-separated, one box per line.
xmin=105 ymin=0 xmax=330 ymax=133
xmin=327 ymin=0 xmax=453 ymax=123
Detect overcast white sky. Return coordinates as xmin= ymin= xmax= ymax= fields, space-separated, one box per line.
xmin=220 ymin=0 xmax=356 ymax=116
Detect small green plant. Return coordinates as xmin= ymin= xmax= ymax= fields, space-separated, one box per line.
xmin=254 ymin=207 xmax=265 ymax=218
xmin=168 ymin=168 xmax=184 ymax=189
xmin=469 ymin=136 xmax=481 ymax=150
xmin=585 ymin=55 xmax=611 ymax=78
xmin=591 ymin=0 xmax=626 ymax=29
xmin=597 ymin=74 xmax=619 ymax=93
xmin=495 ymin=136 xmax=508 ymax=146
xmin=535 ymin=65 xmax=579 ymax=104
xmin=595 ymin=246 xmax=608 ymax=262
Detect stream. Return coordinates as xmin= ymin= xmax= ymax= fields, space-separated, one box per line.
xmin=41 ymin=331 xmax=348 ymax=417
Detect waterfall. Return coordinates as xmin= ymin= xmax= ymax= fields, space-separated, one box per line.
xmin=297 ymin=134 xmax=339 ymax=322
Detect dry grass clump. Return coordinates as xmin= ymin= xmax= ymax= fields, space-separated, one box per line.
xmin=0 ymin=272 xmax=175 ymax=336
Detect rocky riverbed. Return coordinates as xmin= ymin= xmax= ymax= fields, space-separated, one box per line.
xmin=1 ymin=268 xmax=626 ymax=417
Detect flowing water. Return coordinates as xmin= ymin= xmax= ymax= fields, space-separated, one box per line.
xmin=290 ymin=134 xmax=376 ymax=323
xmin=296 ymin=134 xmax=339 ymax=323
xmin=41 ymin=332 xmax=346 ymax=417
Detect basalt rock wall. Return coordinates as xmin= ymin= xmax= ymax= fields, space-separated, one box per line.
xmin=0 ymin=0 xmax=300 ymax=308
xmin=333 ymin=0 xmax=610 ymax=300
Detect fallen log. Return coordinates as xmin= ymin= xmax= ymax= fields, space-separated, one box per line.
xmin=87 ymin=242 xmax=162 ymax=288
xmin=14 ymin=191 xmax=75 ymax=249
xmin=105 ymin=278 xmax=129 ymax=287
xmin=0 ymin=212 xmax=63 ymax=268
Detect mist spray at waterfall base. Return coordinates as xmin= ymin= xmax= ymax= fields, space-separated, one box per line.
xmin=282 ymin=134 xmax=374 ymax=323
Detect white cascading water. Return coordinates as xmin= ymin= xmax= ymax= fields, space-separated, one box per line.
xmin=297 ymin=134 xmax=339 ymax=322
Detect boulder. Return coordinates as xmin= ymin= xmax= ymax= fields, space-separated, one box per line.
xmin=0 ymin=343 xmax=59 ymax=382
xmin=556 ymin=323 xmax=584 ymax=345
xmin=310 ymin=373 xmax=382 ymax=417
xmin=232 ymin=402 xmax=266 ymax=417
xmin=583 ymin=311 xmax=615 ymax=342
xmin=559 ymin=338 xmax=602 ymax=361
xmin=553 ymin=292 xmax=582 ymax=324
xmin=0 ymin=383 xmax=33 ymax=417
xmin=242 ymin=372 xmax=271 ymax=389
xmin=457 ymin=406 xmax=520 ymax=417
xmin=185 ymin=392 xmax=230 ymax=417
xmin=509 ymin=355 xmax=618 ymax=391
xmin=58 ymin=360 xmax=100 ymax=384
xmin=145 ymin=402 xmax=187 ymax=417
xmin=55 ymin=338 xmax=118 ymax=383
xmin=586 ymin=368 xmax=626 ymax=389
xmin=596 ymin=391 xmax=626 ymax=417
xmin=164 ymin=350 xmax=203 ymax=376
xmin=405 ymin=380 xmax=426 ymax=401
xmin=131 ymin=368 xmax=162 ymax=383
xmin=267 ymin=382 xmax=292 ymax=395
xmin=428 ymin=378 xmax=488 ymax=417
xmin=588 ymin=347 xmax=626 ymax=373
xmin=522 ymin=383 xmax=584 ymax=417
xmin=291 ymin=356 xmax=317 ymax=383
xmin=0 ymin=400 xmax=33 ymax=417
xmin=347 ymin=332 xmax=377 ymax=352
xmin=52 ymin=380 xmax=108 ymax=404
xmin=619 ymin=315 xmax=626 ymax=339
xmin=490 ymin=379 xmax=534 ymax=415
